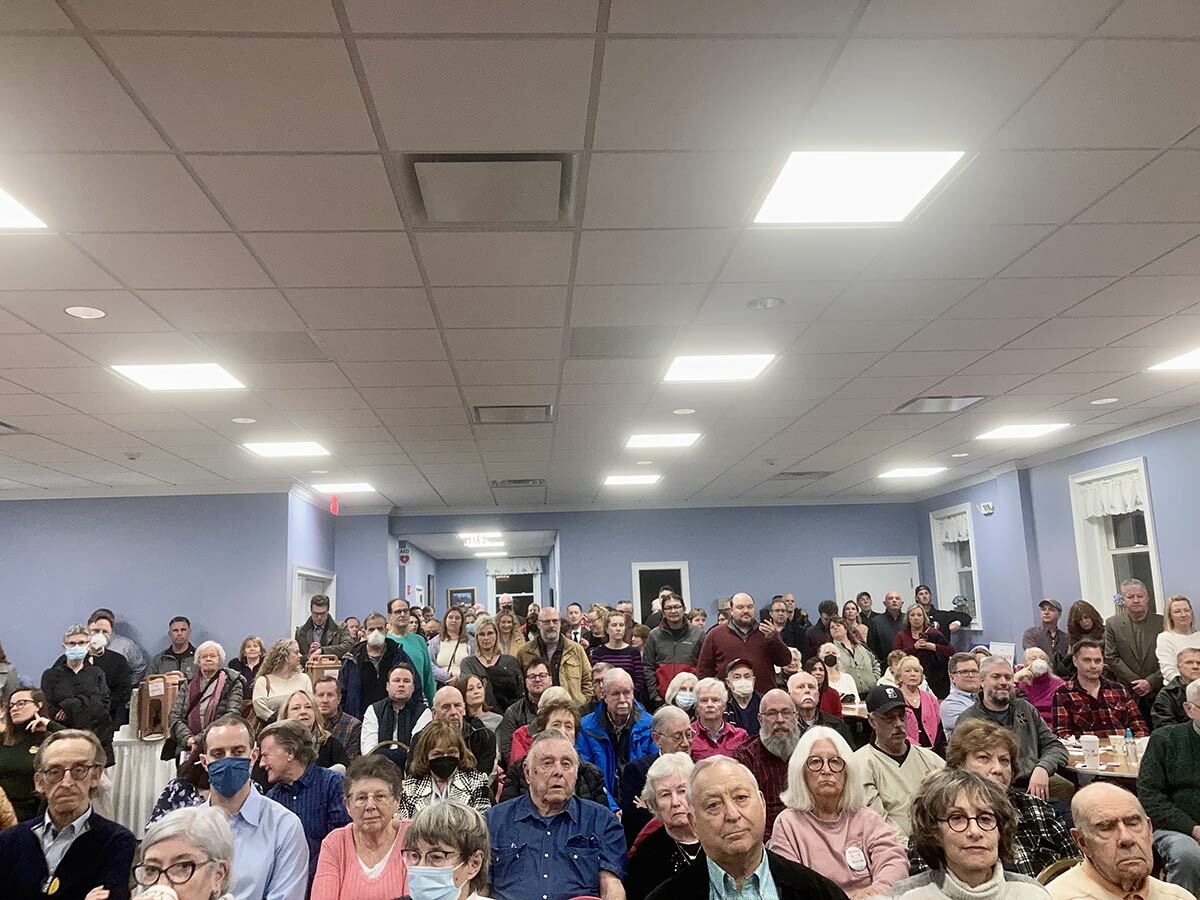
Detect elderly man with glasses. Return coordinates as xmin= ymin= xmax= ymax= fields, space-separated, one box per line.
xmin=515 ymin=606 xmax=594 ymax=707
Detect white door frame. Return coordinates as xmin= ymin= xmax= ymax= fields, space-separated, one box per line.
xmin=486 ymin=573 xmax=541 ymax=614
xmin=291 ymin=565 xmax=336 ymax=635
xmin=831 ymin=556 xmax=920 ymax=607
xmin=630 ymin=561 xmax=692 ymax=623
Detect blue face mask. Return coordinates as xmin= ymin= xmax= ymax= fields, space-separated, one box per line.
xmin=407 ymin=864 xmax=460 ymax=900
xmin=206 ymin=756 xmax=252 ymax=798
xmin=64 ymin=645 xmax=89 ymax=662
xmin=674 ymin=691 xmax=696 ymax=710
xmin=465 ymin=623 xmax=476 ymax=636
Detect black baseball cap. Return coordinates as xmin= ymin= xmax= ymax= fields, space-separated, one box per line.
xmin=865 ymin=685 xmax=905 ymax=715
xmin=725 ymin=658 xmax=754 ymax=677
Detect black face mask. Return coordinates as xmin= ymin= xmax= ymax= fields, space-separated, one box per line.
xmin=429 ymin=756 xmax=458 ymax=780
xmin=823 ymin=654 xmax=838 ymax=668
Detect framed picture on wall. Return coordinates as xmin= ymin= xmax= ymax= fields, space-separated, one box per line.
xmin=447 ymin=587 xmax=476 ymax=610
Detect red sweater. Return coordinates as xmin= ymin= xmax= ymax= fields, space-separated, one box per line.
xmin=697 ymin=623 xmax=793 ymax=693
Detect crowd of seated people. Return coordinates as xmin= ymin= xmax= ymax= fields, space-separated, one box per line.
xmin=2 ymin=579 xmax=1199 ymax=899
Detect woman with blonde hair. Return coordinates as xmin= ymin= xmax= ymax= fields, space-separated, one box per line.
xmin=251 ymin=638 xmax=312 ymax=723
xmin=898 ymin=654 xmax=944 ymax=751
xmin=893 ymin=604 xmax=952 ymax=698
xmin=278 ymin=688 xmax=349 ymax=771
xmin=493 ymin=608 xmax=525 ymax=657
xmin=398 ymin=720 xmax=490 ymax=817
xmin=1157 ymin=594 xmax=1200 ymax=682
xmin=428 ymin=607 xmax=474 ymax=685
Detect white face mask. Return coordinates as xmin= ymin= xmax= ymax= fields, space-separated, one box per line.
xmin=728 ymin=677 xmax=754 ymax=699
xmin=367 ymin=629 xmax=386 ymax=649
xmin=90 ymin=632 xmax=108 ymax=651
xmin=674 ymin=691 xmax=696 ymax=710
xmin=1030 ymin=659 xmax=1050 ymax=677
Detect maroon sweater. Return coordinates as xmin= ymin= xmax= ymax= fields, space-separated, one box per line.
xmin=697 ymin=623 xmax=793 ymax=693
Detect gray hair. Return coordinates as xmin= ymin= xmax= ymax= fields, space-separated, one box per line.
xmin=1121 ymin=579 xmax=1148 ymax=594
xmin=62 ymin=623 xmax=89 ymax=642
xmin=406 ymin=802 xmax=490 ymax=893
xmin=910 ymin=768 xmax=1016 ymax=870
xmin=195 ymin=640 xmax=226 ymax=666
xmin=1186 ymin=679 xmax=1200 ymax=704
xmin=35 ymin=729 xmax=105 ymax=776
xmin=979 ymin=655 xmax=1013 ymax=677
xmin=695 ymin=676 xmax=728 ymax=705
xmin=604 ymin=667 xmax=633 ymax=690
xmin=686 ymin=755 xmax=759 ymax=808
xmin=527 ymin=728 xmax=578 ymax=766
xmin=651 ymin=705 xmax=690 ymax=735
xmin=142 ymin=807 xmax=235 ymax=893
xmin=641 ymin=751 xmax=694 ymax=811
xmin=1180 ymin=647 xmax=1200 ymax=664
xmin=779 ymin=726 xmax=865 ymax=813
xmin=664 ymin=671 xmax=698 ymax=706
xmin=259 ymin=718 xmax=316 ymax=766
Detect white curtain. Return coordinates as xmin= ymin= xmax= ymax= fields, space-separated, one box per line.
xmin=1079 ymin=471 xmax=1146 ymax=519
xmin=485 ymin=557 xmax=543 ymax=576
xmin=934 ymin=510 xmax=971 ymax=544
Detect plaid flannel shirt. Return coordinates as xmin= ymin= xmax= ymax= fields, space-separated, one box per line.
xmin=1051 ymin=678 xmax=1149 ymax=739
xmin=325 ymin=710 xmax=362 ymax=760
xmin=908 ymin=788 xmax=1080 ymax=877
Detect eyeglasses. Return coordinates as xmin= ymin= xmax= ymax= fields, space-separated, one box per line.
xmin=526 ymin=672 xmax=551 ymax=682
xmin=402 ymin=849 xmax=458 ymax=867
xmin=940 ymin=812 xmax=998 ymax=832
xmin=953 ymin=669 xmax=980 ymax=677
xmin=804 ymin=756 xmax=846 ymax=773
xmin=134 ymin=859 xmax=214 ymax=887
xmin=659 ymin=729 xmax=691 ymax=744
xmin=348 ymin=791 xmax=395 ymax=808
xmin=761 ymin=708 xmax=796 ymax=719
xmin=37 ymin=763 xmax=101 ymax=784
xmin=7 ymin=699 xmax=33 ymax=710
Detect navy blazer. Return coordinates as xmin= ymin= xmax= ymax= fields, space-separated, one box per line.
xmin=0 ymin=810 xmax=136 ymax=900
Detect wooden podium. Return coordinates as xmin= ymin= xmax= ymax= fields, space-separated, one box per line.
xmin=137 ymin=672 xmax=185 ymax=739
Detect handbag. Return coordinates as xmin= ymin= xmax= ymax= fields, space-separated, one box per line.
xmin=160 ymin=671 xmax=221 ymax=760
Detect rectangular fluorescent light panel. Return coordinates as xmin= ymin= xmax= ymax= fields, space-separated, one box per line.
xmin=311 ymin=483 xmax=374 ymax=494
xmin=976 ymin=423 xmax=1070 ymax=440
xmin=879 ymin=467 xmax=948 ymax=479
xmin=475 ymin=551 xmax=509 ymax=558
xmin=755 ymin=150 xmax=964 ymax=225
xmin=663 ymin=354 xmax=774 ymax=383
xmin=0 ymin=186 xmax=46 ymax=229
xmin=626 ymin=433 xmax=701 ymax=449
xmin=604 ymin=474 xmax=661 ymax=486
xmin=111 ymin=363 xmax=244 ymax=391
xmin=1149 ymin=348 xmax=1200 ymax=371
xmin=243 ymin=441 xmax=329 ymax=458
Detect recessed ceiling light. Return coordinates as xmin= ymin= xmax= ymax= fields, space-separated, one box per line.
xmin=636 ymin=460 xmax=653 ymax=465
xmin=112 ymin=363 xmax=244 ymax=391
xmin=755 ymin=150 xmax=964 ymax=225
xmin=243 ymin=441 xmax=329 ymax=458
xmin=231 ymin=417 xmax=256 ymax=424
xmin=604 ymin=473 xmax=661 ymax=486
xmin=311 ymin=482 xmax=374 ymax=493
xmin=976 ymin=423 xmax=1070 ymax=440
xmin=64 ymin=306 xmax=106 ymax=320
xmin=457 ymin=531 xmax=502 ymax=539
xmin=672 ymin=408 xmax=696 ymax=416
xmin=0 ymin=185 xmax=46 ymax=229
xmin=475 ymin=551 xmax=509 ymax=558
xmin=746 ymin=296 xmax=784 ymax=311
xmin=309 ymin=469 xmax=328 ymax=475
xmin=950 ymin=453 xmax=969 ymax=459
xmin=1090 ymin=397 xmax=1120 ymax=406
xmin=879 ymin=467 xmax=948 ymax=479
xmin=1150 ymin=348 xmax=1200 ymax=371
xmin=664 ymin=354 xmax=775 ymax=383
xmin=626 ymin=433 xmax=701 ymax=449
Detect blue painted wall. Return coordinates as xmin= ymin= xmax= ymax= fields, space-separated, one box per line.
xmin=400 ymin=541 xmax=438 ymax=610
xmin=287 ymin=491 xmax=335 ymax=576
xmin=438 ymin=557 xmax=484 ymax=611
xmin=334 ymin=514 xmax=394 ymax=618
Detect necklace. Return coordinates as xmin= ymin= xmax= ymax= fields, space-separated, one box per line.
xmin=672 ymin=837 xmax=701 ymax=865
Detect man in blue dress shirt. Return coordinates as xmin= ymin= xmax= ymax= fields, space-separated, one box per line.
xmin=486 ymin=729 xmax=626 ymax=900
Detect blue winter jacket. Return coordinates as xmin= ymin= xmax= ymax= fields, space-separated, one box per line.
xmin=577 ymin=703 xmax=658 ymax=800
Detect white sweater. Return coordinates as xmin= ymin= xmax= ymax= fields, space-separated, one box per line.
xmin=1155 ymin=630 xmax=1200 ymax=682
xmin=251 ymin=670 xmax=312 ymax=721
xmin=892 ymin=864 xmax=1048 ymax=900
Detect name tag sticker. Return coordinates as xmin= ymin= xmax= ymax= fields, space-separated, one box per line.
xmin=845 ymin=847 xmax=868 ymax=871
xmin=147 ymin=681 xmax=165 ymax=697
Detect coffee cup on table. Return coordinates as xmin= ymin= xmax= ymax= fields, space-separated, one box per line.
xmin=1081 ymin=734 xmax=1101 ymax=767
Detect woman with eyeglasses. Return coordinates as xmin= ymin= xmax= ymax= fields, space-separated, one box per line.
xmin=768 ymin=726 xmax=907 ymax=899
xmin=135 ymin=806 xmax=236 ymax=900
xmin=312 ymin=755 xmax=409 ymax=900
xmin=893 ymin=767 xmax=1048 ymax=900
xmin=402 ymin=801 xmax=490 ymax=900
xmin=0 ymin=687 xmax=61 ymax=821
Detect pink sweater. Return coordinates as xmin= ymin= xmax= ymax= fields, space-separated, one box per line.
xmin=1018 ymin=673 xmax=1066 ymax=727
xmin=312 ymin=822 xmax=409 ymax=900
xmin=768 ymin=806 xmax=909 ymax=894
xmin=904 ymin=690 xmax=942 ymax=748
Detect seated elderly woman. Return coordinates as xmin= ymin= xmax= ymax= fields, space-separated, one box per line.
xmin=690 ymin=676 xmax=748 ymax=760
xmin=403 ymin=801 xmax=490 ymax=900
xmin=664 ymin=671 xmax=699 ymax=718
xmin=892 ymin=768 xmax=1049 ymax=900
xmin=1012 ymin=648 xmax=1065 ymax=728
xmin=168 ymin=640 xmax=244 ymax=753
xmin=313 ymin=755 xmax=410 ymax=900
xmin=399 ymin=720 xmax=491 ymax=817
xmin=626 ymin=753 xmax=703 ymax=900
xmin=278 ymin=688 xmax=350 ymax=772
xmin=135 ymin=805 xmax=236 ymax=900
xmin=908 ymin=719 xmax=1077 ymax=879
xmin=768 ymin=725 xmax=907 ymax=898
xmin=499 ymin=694 xmax=609 ymax=807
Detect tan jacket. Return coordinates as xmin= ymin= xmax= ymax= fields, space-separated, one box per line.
xmin=516 ymin=635 xmax=594 ymax=706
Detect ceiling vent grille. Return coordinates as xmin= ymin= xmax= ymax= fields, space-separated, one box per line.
xmin=490 ymin=478 xmax=547 ymax=489
xmin=473 ymin=405 xmax=554 ymax=425
xmin=894 ymin=395 xmax=985 ymax=414
xmin=768 ymin=470 xmax=832 ymax=482
xmin=397 ymin=153 xmax=577 ymax=226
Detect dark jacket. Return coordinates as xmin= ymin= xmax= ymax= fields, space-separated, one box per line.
xmin=0 ymin=810 xmax=136 ymax=900
xmin=1152 ymin=676 xmax=1189 ymax=729
xmin=295 ymin=615 xmax=353 ymax=659
xmin=40 ymin=661 xmax=114 ymax=767
xmin=1139 ymin=721 xmax=1200 ymax=834
xmin=801 ymin=709 xmax=854 ymax=745
xmin=339 ymin=640 xmax=419 ymax=720
xmin=147 ymin=644 xmax=196 ymax=679
xmin=642 ymin=622 xmax=705 ymax=702
xmin=463 ymin=714 xmax=497 ymax=774
xmin=957 ymin=696 xmax=1068 ymax=784
xmin=1104 ymin=611 xmax=1165 ymax=692
xmin=646 ymin=848 xmax=848 ymax=900
xmin=459 ymin=653 xmax=524 ymax=713
xmin=893 ymin=627 xmax=953 ymax=698
xmin=167 ymin=667 xmax=245 ymax=746
xmin=867 ymin=611 xmax=907 ymax=669
xmin=50 ymin=650 xmax=131 ymax=720
xmin=496 ymin=696 xmax=538 ymax=768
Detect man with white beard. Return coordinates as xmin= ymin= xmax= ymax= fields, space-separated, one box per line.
xmin=734 ymin=689 xmax=799 ymax=840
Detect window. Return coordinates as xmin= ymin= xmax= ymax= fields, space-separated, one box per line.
xmin=929 ymin=503 xmax=981 ymax=628
xmin=1069 ymin=458 xmax=1162 ymax=618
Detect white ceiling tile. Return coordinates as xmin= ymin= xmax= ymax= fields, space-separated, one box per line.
xmin=0 ymin=335 xmax=92 ymax=368
xmin=562 ymin=358 xmax=661 ymax=384
xmin=577 ymin=229 xmax=734 ymax=284
xmin=446 ymin=328 xmax=562 ymax=360
xmin=721 ymin=229 xmax=891 ymax=283
xmin=583 ymin=152 xmax=773 ymax=228
xmin=4 ymin=413 xmax=121 ymax=435
xmin=1002 ymin=224 xmax=1200 ymax=277
xmin=559 ymin=382 xmax=654 ymax=405
xmin=0 ymin=235 xmax=121 ymax=290
xmin=360 ymin=386 xmax=463 ymax=407
xmin=341 ymin=361 xmax=456 ymax=387
xmin=0 ymin=395 xmax=76 ymax=416
xmin=866 ymin=225 xmax=1054 ymax=279
xmin=315 ymin=329 xmax=446 ymax=362
xmin=0 ymin=37 xmax=165 ymax=151
xmin=960 ymin=348 xmax=1088 ymax=375
xmin=610 ymin=0 xmax=856 ymax=32
xmin=1140 ymin=236 xmax=1200 ymax=276
xmin=258 ymin=388 xmax=369 ymax=410
xmin=345 ymin=0 xmax=598 ymax=32
xmin=1 ymin=367 xmax=130 ymax=393
xmin=789 ymin=320 xmax=922 ymax=354
xmin=360 ymin=39 xmax=593 ymax=151
xmin=390 ymin=425 xmax=474 ymax=442
xmin=308 ymin=426 xmax=395 ymax=445
xmin=286 ymin=288 xmax=435 ymax=330
xmin=771 ymin=353 xmax=885 ymax=380
xmin=824 ymin=279 xmax=981 ymax=321
xmin=72 ymin=233 xmax=271 ymax=289
xmin=697 ymin=282 xmax=844 ymax=324
xmin=191 ymin=154 xmax=402 ymax=230
xmin=77 ymin=0 xmax=338 ymax=31
xmin=58 ymin=331 xmax=211 ymax=366
xmin=233 ymin=363 xmax=350 ymax=390
xmin=673 ymin=321 xmax=808 ymax=356
xmin=0 ymin=2 xmax=71 ymax=28
xmin=101 ymin=36 xmax=377 ymax=151
xmin=0 ymin=154 xmax=226 ymax=232
xmin=996 ymin=41 xmax=1200 ymax=149
xmin=0 ymin=290 xmax=173 ymax=333
xmin=594 ymin=38 xmax=836 ymax=150
xmin=374 ymin=407 xmax=468 ymax=427
xmin=1099 ymin=0 xmax=1200 ymax=36
xmin=94 ymin=411 xmax=203 ymax=432
xmin=856 ymin=0 xmax=1111 ymax=34
xmin=140 ymin=289 xmax=305 ymax=332
xmin=1007 ymin=316 xmax=1161 ymax=349
xmin=1112 ymin=315 xmax=1200 ymax=355
xmin=1063 ymin=276 xmax=1200 ymax=317
xmin=1052 ymin=349 xmax=1145 ymax=374
xmin=433 ymin=286 xmax=566 ymax=328
xmin=802 ymin=38 xmax=1073 ymax=147
xmin=862 ymin=351 xmax=989 ymax=378
xmin=570 ymin=285 xmax=704 ymax=327
xmin=419 ymin=232 xmax=573 ymax=286
xmin=1007 ymin=372 xmax=1125 ymax=395
xmin=943 ymin=277 xmax=1115 ymax=318
xmin=245 ymin=233 xmax=421 ymax=287
xmin=0 ymin=308 xmax=36 ymax=333
xmin=899 ymin=317 xmax=1044 ymax=351
xmin=1081 ymin=151 xmax=1200 ymax=223
xmin=462 ymin=384 xmax=556 ymax=406
xmin=454 ymin=360 xmax=560 ymax=386
xmin=48 ymin=393 xmax=172 ymax=415
xmin=927 ymin=373 xmax=1033 ymax=396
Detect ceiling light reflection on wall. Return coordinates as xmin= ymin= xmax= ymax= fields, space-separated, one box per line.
xmin=112 ymin=363 xmax=244 ymax=391
xmin=663 ymin=354 xmax=774 ymax=383
xmin=976 ymin=423 xmax=1070 ymax=440
xmin=457 ymin=531 xmax=502 ymax=539
xmin=475 ymin=551 xmax=508 ymax=558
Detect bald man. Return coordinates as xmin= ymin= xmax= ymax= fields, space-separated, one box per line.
xmin=428 ymin=685 xmax=496 ymax=774
xmin=697 ymin=592 xmax=792 ymax=694
xmin=577 ymin=667 xmax=656 ymax=804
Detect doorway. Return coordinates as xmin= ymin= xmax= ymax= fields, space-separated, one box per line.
xmin=292 ymin=565 xmax=336 ymax=635
xmin=492 ymin=573 xmax=536 ymax=618
xmin=830 ymin=556 xmax=919 ymax=609
xmin=630 ymin=561 xmax=691 ymax=623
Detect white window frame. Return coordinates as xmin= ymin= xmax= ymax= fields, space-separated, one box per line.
xmin=291 ymin=565 xmax=336 ymax=636
xmin=630 ymin=561 xmax=692 ymax=624
xmin=928 ymin=502 xmax=982 ymax=630
xmin=486 ymin=573 xmax=541 ymax=613
xmin=1068 ymin=457 xmax=1163 ymax=619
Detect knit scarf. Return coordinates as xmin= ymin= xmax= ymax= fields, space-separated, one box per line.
xmin=186 ymin=670 xmax=227 ymax=735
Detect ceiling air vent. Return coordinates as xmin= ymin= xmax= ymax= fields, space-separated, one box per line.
xmin=894 ymin=395 xmax=984 ymax=414
xmin=490 ymin=478 xmax=547 ymax=489
xmin=769 ymin=470 xmax=832 ymax=482
xmin=473 ymin=405 xmax=555 ymax=425
xmin=397 ymin=153 xmax=578 ymax=226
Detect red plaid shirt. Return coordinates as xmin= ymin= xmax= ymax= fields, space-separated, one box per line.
xmin=1050 ymin=678 xmax=1149 ymax=739
xmin=734 ymin=737 xmax=789 ymax=840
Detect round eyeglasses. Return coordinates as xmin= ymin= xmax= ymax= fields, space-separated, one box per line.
xmin=940 ymin=812 xmax=998 ymax=832
xmin=804 ymin=756 xmax=846 ymax=773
